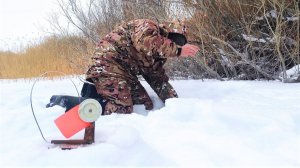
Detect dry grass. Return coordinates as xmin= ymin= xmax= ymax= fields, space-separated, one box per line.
xmin=0 ymin=36 xmax=90 ymax=79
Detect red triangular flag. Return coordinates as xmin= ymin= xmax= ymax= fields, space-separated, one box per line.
xmin=54 ymin=105 xmax=91 ymax=138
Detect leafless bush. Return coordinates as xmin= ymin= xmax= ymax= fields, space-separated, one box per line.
xmin=50 ymin=0 xmax=173 ymax=73
xmin=122 ymin=0 xmax=169 ymax=20
xmin=52 ymin=0 xmax=170 ymax=41
xmin=180 ymin=0 xmax=299 ymax=82
xmin=50 ymin=0 xmax=299 ymax=82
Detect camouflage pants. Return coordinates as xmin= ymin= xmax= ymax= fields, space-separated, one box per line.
xmin=89 ymin=69 xmax=177 ymax=115
xmin=94 ymin=76 xmax=149 ymax=115
xmin=142 ymin=67 xmax=178 ymax=103
xmin=87 ymin=53 xmax=178 ymax=115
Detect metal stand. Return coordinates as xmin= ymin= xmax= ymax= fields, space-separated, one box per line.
xmin=51 ymin=122 xmax=95 ymax=146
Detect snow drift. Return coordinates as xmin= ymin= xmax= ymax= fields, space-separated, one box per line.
xmin=0 ymin=78 xmax=299 ymax=167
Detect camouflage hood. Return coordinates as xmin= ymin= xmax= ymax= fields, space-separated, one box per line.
xmin=157 ymin=19 xmax=188 ymax=46
xmin=159 ymin=19 xmax=187 ymax=35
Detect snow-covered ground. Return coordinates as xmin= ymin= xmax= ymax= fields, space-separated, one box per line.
xmin=0 ymin=77 xmax=299 ymax=167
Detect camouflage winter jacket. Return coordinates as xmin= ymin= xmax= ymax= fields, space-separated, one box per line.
xmin=86 ymin=19 xmax=182 ymax=80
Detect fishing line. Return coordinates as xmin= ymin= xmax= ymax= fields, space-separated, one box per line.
xmin=30 ymin=71 xmax=81 ymax=143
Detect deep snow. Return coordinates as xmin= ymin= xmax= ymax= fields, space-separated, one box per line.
xmin=0 ymin=77 xmax=299 ymax=167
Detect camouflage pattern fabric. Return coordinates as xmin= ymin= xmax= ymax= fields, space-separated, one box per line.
xmin=86 ymin=19 xmax=181 ymax=114
xmin=159 ymin=19 xmax=187 ymax=35
xmin=143 ymin=66 xmax=178 ymax=103
xmin=129 ymin=79 xmax=153 ymax=110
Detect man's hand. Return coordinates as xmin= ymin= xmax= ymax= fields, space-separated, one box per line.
xmin=180 ymin=44 xmax=200 ymax=57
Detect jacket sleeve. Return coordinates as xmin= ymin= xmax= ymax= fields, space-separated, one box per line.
xmin=131 ymin=20 xmax=181 ymax=58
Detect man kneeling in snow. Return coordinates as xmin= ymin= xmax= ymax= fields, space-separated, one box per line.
xmin=46 ymin=19 xmax=200 ymax=143
xmin=85 ymin=19 xmax=200 ymax=115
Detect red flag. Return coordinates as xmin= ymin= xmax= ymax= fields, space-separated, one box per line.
xmin=54 ymin=105 xmax=90 ymax=138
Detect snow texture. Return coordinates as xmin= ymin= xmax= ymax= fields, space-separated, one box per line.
xmin=280 ymin=65 xmax=300 ymax=82
xmin=0 ymin=77 xmax=299 ymax=167
xmin=242 ymin=34 xmax=267 ymax=43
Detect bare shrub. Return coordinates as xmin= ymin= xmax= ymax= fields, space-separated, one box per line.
xmin=47 ymin=0 xmax=299 ymax=82
xmin=181 ymin=0 xmax=299 ymax=82
xmin=53 ymin=0 xmax=170 ymax=41
xmin=50 ymin=0 xmax=172 ymax=73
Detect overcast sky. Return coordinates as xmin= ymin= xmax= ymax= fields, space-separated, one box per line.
xmin=0 ymin=0 xmax=58 ymax=51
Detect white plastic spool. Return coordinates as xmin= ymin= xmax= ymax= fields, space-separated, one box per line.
xmin=78 ymin=99 xmax=102 ymax=122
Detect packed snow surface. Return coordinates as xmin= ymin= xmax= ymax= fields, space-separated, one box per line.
xmin=0 ymin=77 xmax=299 ymax=167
